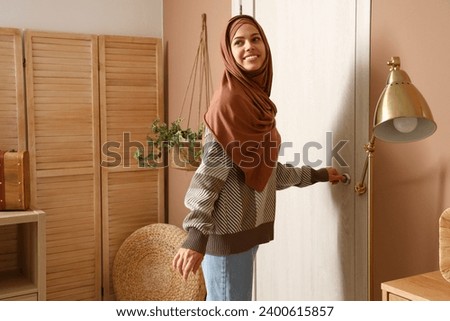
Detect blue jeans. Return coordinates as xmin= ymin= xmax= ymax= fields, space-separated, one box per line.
xmin=201 ymin=246 xmax=258 ymax=301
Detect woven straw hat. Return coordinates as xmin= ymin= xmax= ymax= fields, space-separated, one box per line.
xmin=113 ymin=223 xmax=206 ymax=300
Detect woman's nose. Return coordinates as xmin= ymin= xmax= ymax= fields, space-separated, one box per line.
xmin=244 ymin=41 xmax=253 ymax=51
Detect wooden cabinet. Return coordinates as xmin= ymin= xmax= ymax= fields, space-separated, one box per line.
xmin=381 ymin=271 xmax=450 ymax=301
xmin=0 ymin=210 xmax=46 ymax=301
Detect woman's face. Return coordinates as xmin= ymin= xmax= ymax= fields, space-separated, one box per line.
xmin=231 ymin=23 xmax=266 ymax=72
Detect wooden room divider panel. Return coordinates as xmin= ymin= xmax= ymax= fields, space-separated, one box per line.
xmin=0 ymin=28 xmax=26 ymax=277
xmin=25 ymin=31 xmax=102 ymax=300
xmin=0 ymin=28 xmax=26 ymax=151
xmin=98 ymin=35 xmax=164 ymax=300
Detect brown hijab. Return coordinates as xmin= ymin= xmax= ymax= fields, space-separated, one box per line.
xmin=204 ymin=15 xmax=281 ymax=192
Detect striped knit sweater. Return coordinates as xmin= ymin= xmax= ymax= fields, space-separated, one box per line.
xmin=181 ymin=129 xmax=329 ymax=256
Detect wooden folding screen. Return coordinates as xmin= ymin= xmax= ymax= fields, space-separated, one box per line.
xmin=0 ymin=28 xmax=25 ymax=151
xmin=98 ymin=35 xmax=164 ymax=300
xmin=23 ymin=30 xmax=164 ymax=300
xmin=25 ymin=31 xmax=102 ymax=300
xmin=0 ymin=28 xmax=26 ymax=280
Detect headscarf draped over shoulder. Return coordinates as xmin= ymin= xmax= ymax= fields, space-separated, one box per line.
xmin=204 ymin=15 xmax=281 ymax=192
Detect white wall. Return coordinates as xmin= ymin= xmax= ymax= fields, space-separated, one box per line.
xmin=0 ymin=0 xmax=162 ymax=37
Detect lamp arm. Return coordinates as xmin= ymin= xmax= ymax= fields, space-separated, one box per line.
xmin=355 ymin=134 xmax=376 ymax=195
xmin=355 ymin=133 xmax=376 ymax=300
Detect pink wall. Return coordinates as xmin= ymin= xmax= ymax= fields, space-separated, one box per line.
xmin=371 ymin=0 xmax=450 ymax=300
xmin=163 ymin=0 xmax=231 ymax=227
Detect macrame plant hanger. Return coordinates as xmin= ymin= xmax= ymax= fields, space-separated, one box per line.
xmin=172 ymin=13 xmax=213 ymax=171
xmin=179 ymin=13 xmax=213 ymax=137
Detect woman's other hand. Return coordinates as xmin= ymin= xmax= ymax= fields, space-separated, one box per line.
xmin=326 ymin=167 xmax=345 ymax=185
xmin=172 ymin=248 xmax=204 ymax=281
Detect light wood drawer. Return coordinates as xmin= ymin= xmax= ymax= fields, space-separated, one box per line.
xmin=387 ymin=293 xmax=409 ymax=301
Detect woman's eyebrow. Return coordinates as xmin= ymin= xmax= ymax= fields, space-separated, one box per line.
xmin=232 ymin=33 xmax=261 ymax=41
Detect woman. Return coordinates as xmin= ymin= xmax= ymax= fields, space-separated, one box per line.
xmin=172 ymin=15 xmax=344 ymax=301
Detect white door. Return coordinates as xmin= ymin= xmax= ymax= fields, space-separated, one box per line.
xmin=232 ymin=0 xmax=370 ymax=300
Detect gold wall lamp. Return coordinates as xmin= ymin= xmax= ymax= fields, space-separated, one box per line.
xmin=356 ymin=56 xmax=437 ymax=300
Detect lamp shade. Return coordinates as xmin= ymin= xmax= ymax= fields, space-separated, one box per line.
xmin=373 ymin=57 xmax=437 ymax=142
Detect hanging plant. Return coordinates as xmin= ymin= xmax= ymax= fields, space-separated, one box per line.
xmin=134 ymin=118 xmax=203 ymax=169
xmin=135 ymin=13 xmax=213 ymax=171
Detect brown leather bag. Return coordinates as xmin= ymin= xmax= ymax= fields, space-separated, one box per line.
xmin=0 ymin=150 xmax=30 ymax=210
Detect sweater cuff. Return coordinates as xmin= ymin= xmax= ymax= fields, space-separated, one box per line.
xmin=311 ymin=168 xmax=329 ymax=183
xmin=181 ymin=228 xmax=209 ymax=255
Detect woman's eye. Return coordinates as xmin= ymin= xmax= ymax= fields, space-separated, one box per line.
xmin=233 ymin=40 xmax=243 ymax=46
